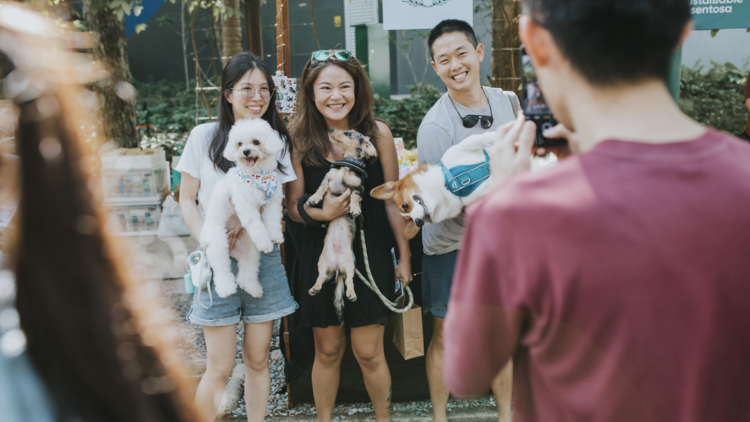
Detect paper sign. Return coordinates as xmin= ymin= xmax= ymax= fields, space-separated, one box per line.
xmin=690 ymin=0 xmax=750 ymax=30
xmin=272 ymin=71 xmax=297 ymax=114
xmin=383 ymin=0 xmax=473 ymax=30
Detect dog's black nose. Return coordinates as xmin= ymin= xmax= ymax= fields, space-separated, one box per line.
xmin=243 ymin=150 xmax=251 ymax=157
xmin=415 ymin=219 xmax=424 ymax=227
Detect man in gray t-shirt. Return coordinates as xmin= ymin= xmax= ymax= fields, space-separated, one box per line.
xmin=417 ymin=19 xmax=517 ymax=422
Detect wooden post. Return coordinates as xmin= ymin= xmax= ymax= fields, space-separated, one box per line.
xmin=276 ymin=1 xmax=293 ymax=409
xmin=245 ymin=0 xmax=263 ymax=56
xmin=275 ymin=0 xmax=291 ymax=76
xmin=490 ymin=0 xmax=522 ymax=95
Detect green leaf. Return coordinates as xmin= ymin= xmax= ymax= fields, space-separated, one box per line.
xmin=134 ymin=5 xmax=144 ymax=16
xmin=710 ymin=29 xmax=719 ymax=38
xmin=135 ymin=23 xmax=148 ymax=33
xmin=115 ymin=9 xmax=124 ymax=20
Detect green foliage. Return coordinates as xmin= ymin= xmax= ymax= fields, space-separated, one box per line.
xmin=374 ymin=84 xmax=443 ymax=150
xmin=133 ymin=77 xmax=214 ymax=161
xmin=185 ymin=0 xmax=242 ymax=20
xmin=679 ymin=61 xmax=749 ymax=135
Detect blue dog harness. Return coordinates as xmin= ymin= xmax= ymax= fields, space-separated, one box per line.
xmin=439 ymin=150 xmax=491 ymax=197
xmin=233 ymin=168 xmax=279 ymax=200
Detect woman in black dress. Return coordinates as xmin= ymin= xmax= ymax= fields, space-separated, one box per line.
xmin=287 ymin=50 xmax=413 ymax=422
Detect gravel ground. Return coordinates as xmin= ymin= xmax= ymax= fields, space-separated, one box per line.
xmin=170 ymin=282 xmax=498 ymax=420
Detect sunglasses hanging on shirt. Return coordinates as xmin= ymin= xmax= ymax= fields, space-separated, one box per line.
xmin=448 ymin=88 xmax=494 ymax=129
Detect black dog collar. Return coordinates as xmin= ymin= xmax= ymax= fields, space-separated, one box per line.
xmin=331 ymin=157 xmax=368 ymax=179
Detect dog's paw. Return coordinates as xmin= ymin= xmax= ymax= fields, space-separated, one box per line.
xmin=254 ymin=237 xmax=274 ymax=254
xmin=308 ymin=285 xmax=321 ymax=296
xmin=215 ymin=280 xmax=238 ymax=298
xmin=269 ymin=231 xmax=285 ymax=244
xmin=307 ymin=194 xmax=323 ymax=206
xmin=243 ymin=282 xmax=264 ymax=299
xmin=346 ymin=290 xmax=357 ymax=302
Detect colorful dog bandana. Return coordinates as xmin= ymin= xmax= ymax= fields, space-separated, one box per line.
xmin=233 ymin=168 xmax=279 ymax=200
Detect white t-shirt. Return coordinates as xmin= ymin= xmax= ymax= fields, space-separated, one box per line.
xmin=176 ymin=122 xmax=297 ymax=216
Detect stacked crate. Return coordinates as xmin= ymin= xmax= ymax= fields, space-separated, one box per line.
xmin=101 ymin=149 xmax=170 ymax=236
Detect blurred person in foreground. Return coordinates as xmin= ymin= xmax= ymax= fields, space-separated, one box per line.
xmin=0 ymin=5 xmax=198 ymax=422
xmin=740 ymin=70 xmax=750 ymax=142
xmin=444 ymin=0 xmax=750 ymax=421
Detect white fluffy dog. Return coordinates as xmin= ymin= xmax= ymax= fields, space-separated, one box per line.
xmin=200 ymin=118 xmax=285 ymax=298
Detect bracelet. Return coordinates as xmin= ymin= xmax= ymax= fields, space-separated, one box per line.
xmin=297 ymin=194 xmax=327 ymax=229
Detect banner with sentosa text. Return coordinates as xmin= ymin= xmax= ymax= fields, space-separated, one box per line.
xmin=690 ymin=0 xmax=750 ymax=30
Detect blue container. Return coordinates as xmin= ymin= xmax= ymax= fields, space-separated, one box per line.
xmin=184 ymin=271 xmax=195 ymax=294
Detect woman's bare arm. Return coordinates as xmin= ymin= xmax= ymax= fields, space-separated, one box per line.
xmin=286 ymin=151 xmax=350 ymax=224
xmin=375 ymin=121 xmax=413 ymax=285
xmin=178 ymin=172 xmax=204 ymax=240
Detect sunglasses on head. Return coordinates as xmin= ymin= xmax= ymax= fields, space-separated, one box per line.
xmin=311 ymin=50 xmax=353 ymax=63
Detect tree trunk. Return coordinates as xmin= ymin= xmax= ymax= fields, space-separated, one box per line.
xmin=245 ymin=0 xmax=263 ymax=56
xmin=490 ymin=0 xmax=521 ymax=95
xmin=221 ymin=0 xmax=243 ymax=67
xmin=83 ymin=0 xmax=139 ymax=148
xmin=181 ymin=0 xmax=189 ymax=90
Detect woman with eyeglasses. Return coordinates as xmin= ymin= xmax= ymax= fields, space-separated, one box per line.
xmin=176 ymin=52 xmax=298 ymax=422
xmin=286 ymin=50 xmax=413 ymax=422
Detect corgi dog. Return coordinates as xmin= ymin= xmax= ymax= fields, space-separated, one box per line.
xmin=371 ymin=130 xmax=496 ymax=240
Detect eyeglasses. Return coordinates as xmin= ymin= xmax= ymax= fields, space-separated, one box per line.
xmin=229 ymin=85 xmax=273 ymax=100
xmin=311 ymin=50 xmax=353 ymax=63
xmin=448 ymin=88 xmax=494 ymax=129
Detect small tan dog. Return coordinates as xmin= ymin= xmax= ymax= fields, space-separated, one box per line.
xmin=306 ymin=129 xmax=377 ymax=322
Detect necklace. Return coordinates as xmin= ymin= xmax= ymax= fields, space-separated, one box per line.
xmin=448 ymin=87 xmax=494 ymax=129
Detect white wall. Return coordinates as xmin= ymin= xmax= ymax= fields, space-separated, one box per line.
xmin=682 ymin=28 xmax=750 ymax=69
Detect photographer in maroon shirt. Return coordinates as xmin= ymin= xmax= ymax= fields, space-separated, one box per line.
xmin=443 ymin=1 xmax=750 ymax=421
xmin=741 ymin=70 xmax=750 ymax=142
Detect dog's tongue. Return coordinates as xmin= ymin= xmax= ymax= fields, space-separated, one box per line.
xmin=246 ymin=157 xmax=256 ymax=167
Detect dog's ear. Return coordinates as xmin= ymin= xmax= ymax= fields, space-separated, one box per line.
xmin=370 ymin=182 xmax=396 ymax=201
xmin=403 ymin=218 xmax=420 ymax=240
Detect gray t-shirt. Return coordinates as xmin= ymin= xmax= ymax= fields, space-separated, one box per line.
xmin=417 ymin=87 xmax=519 ymax=256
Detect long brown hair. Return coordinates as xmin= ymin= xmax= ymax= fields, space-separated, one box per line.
xmin=290 ymin=55 xmax=379 ymax=167
xmin=2 ymin=5 xmax=197 ymax=422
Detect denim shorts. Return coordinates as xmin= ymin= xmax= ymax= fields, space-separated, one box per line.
xmin=187 ymin=244 xmax=298 ymax=326
xmin=421 ymin=250 xmax=458 ymax=319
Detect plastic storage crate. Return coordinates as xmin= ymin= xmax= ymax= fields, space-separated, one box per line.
xmin=101 ymin=149 xmax=166 ymax=171
xmin=102 ymin=168 xmax=168 ymax=203
xmin=101 ymin=149 xmax=169 ymax=204
xmin=107 ymin=202 xmax=161 ymax=236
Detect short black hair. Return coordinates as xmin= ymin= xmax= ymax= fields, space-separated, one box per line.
xmin=428 ymin=19 xmax=478 ymax=61
xmin=525 ymin=0 xmax=690 ymax=85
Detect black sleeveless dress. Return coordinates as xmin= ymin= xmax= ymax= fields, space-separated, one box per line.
xmin=295 ymin=157 xmax=397 ymax=328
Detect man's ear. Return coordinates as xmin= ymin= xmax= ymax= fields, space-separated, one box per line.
xmin=476 ymin=43 xmax=485 ymax=63
xmin=676 ymin=20 xmax=695 ymax=51
xmin=370 ymin=182 xmax=396 ymax=201
xmin=403 ymin=218 xmax=421 ymax=240
xmin=519 ymin=15 xmax=551 ymax=69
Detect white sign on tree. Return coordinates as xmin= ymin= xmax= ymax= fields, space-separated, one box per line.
xmin=383 ymin=0 xmax=473 ymax=30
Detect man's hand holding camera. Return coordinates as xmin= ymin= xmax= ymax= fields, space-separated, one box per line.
xmin=490 ymin=113 xmax=579 ymax=187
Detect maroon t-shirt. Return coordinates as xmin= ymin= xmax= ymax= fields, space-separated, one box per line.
xmin=445 ymin=130 xmax=750 ymax=422
xmin=745 ymin=71 xmax=750 ymax=135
